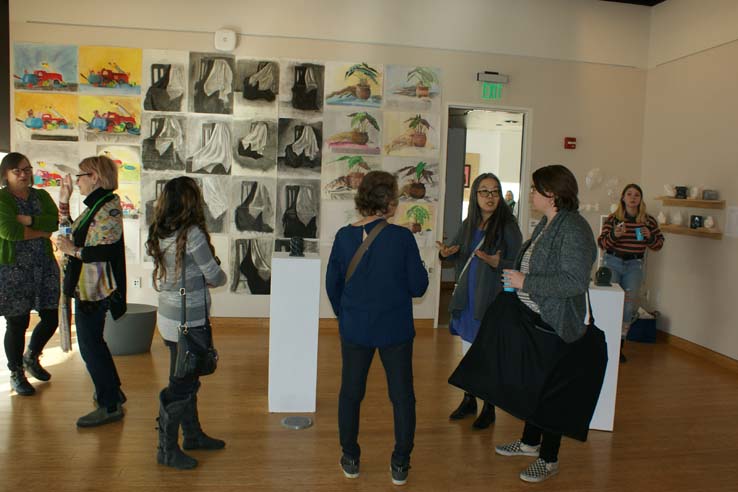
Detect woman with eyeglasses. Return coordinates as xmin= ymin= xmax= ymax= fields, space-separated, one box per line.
xmin=437 ymin=173 xmax=522 ymax=429
xmin=55 ymin=155 xmax=127 ymax=427
xmin=0 ymin=152 xmax=60 ymax=395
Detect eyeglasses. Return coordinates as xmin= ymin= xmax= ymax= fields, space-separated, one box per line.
xmin=10 ymin=167 xmax=33 ymax=176
xmin=75 ymin=173 xmax=92 ymax=179
xmin=477 ymin=189 xmax=500 ymax=198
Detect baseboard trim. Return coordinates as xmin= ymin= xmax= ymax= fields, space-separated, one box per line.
xmin=318 ymin=318 xmax=435 ymax=330
xmin=656 ymin=330 xmax=738 ymax=373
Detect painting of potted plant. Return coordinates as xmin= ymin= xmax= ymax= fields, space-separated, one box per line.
xmin=405 ymin=204 xmax=431 ymax=233
xmin=405 ymin=114 xmax=431 ymax=147
xmin=350 ymin=112 xmax=379 ymax=144
xmin=406 ymin=67 xmax=439 ymax=98
xmin=338 ymin=155 xmax=370 ymax=189
xmin=398 ymin=161 xmax=435 ymax=199
xmin=325 ymin=62 xmax=382 ymax=106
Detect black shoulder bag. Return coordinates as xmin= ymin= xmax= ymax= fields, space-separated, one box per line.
xmin=174 ymin=250 xmax=219 ymax=378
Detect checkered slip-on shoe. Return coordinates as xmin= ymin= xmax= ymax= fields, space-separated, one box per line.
xmin=494 ymin=440 xmax=541 ymax=457
xmin=519 ymin=458 xmax=559 ymax=483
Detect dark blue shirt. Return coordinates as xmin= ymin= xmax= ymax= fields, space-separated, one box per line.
xmin=326 ymin=220 xmax=429 ymax=348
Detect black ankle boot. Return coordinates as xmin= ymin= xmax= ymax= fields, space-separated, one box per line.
xmin=472 ymin=402 xmax=496 ymax=429
xmin=181 ymin=383 xmax=225 ymax=450
xmin=23 ymin=350 xmax=51 ymax=381
xmin=9 ymin=367 xmax=35 ymax=396
xmin=157 ymin=390 xmax=198 ymax=470
xmin=449 ymin=392 xmax=477 ymax=420
xmin=620 ymin=339 xmax=627 ymax=363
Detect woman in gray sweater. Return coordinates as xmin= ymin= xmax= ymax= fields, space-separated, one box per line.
xmin=146 ymin=176 xmax=227 ymax=470
xmin=496 ymin=165 xmax=600 ymax=483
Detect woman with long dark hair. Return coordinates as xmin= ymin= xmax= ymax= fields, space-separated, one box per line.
xmin=0 ymin=152 xmax=60 ymax=395
xmin=598 ymin=184 xmax=663 ymax=362
xmin=438 ymin=173 xmax=522 ymax=428
xmin=146 ymin=176 xmax=227 ymax=470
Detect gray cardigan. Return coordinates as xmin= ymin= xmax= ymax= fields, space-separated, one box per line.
xmin=156 ymin=226 xmax=227 ymax=342
xmin=518 ymin=210 xmax=596 ymax=343
xmin=446 ymin=219 xmax=523 ymax=320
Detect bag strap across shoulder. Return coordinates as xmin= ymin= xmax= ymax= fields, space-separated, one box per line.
xmin=586 ymin=289 xmax=595 ymax=326
xmin=345 ymin=220 xmax=388 ymax=283
xmin=179 ymin=247 xmax=188 ymax=333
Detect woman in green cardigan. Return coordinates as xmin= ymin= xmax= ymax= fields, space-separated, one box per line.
xmin=0 ymin=152 xmax=60 ymax=395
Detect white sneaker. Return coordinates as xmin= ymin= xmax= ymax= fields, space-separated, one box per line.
xmin=519 ymin=458 xmax=559 ymax=483
xmin=495 ymin=439 xmax=540 ymax=457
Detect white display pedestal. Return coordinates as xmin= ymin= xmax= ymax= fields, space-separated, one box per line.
xmin=268 ymin=253 xmax=321 ymax=412
xmin=588 ymin=283 xmax=625 ymax=432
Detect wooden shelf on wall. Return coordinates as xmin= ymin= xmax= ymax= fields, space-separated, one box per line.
xmin=660 ymin=224 xmax=723 ymax=239
xmin=655 ymin=196 xmax=725 ymax=209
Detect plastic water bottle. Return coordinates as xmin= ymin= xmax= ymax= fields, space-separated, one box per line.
xmin=59 ymin=215 xmax=72 ymax=238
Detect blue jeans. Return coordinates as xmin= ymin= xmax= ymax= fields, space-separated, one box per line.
xmin=604 ymin=254 xmax=644 ymax=331
xmin=338 ymin=338 xmax=415 ymax=466
xmin=75 ymin=298 xmax=122 ymax=409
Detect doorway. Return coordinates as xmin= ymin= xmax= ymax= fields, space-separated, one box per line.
xmin=437 ymin=106 xmax=528 ymax=327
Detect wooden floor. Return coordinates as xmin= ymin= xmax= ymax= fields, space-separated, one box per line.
xmin=1 ymin=319 xmax=738 ymax=491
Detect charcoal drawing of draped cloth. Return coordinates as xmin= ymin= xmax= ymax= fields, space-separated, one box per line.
xmin=144 ymin=64 xmax=185 ymax=111
xmin=235 ymin=181 xmax=274 ymax=233
xmin=231 ymin=239 xmax=271 ymax=295
xmin=195 ymin=58 xmax=233 ymax=114
xmin=142 ymin=116 xmax=185 ymax=170
xmin=282 ymin=185 xmax=317 ymax=238
xmin=238 ymin=121 xmax=269 ymax=159
xmin=291 ymin=65 xmax=320 ymax=111
xmin=243 ymin=62 xmax=277 ymax=102
xmin=201 ymin=178 xmax=228 ymax=233
xmin=285 ymin=125 xmax=320 ymax=168
xmin=190 ymin=122 xmax=232 ymax=174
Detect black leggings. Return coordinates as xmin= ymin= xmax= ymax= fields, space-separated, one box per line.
xmin=522 ymin=421 xmax=562 ymax=463
xmin=164 ymin=340 xmax=200 ymax=401
xmin=4 ymin=309 xmax=58 ymax=370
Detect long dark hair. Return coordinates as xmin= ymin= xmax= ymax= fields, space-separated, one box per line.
xmin=145 ymin=176 xmax=215 ymax=290
xmin=462 ymin=173 xmax=514 ymax=253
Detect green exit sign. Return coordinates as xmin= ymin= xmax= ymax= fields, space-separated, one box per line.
xmin=481 ymin=82 xmax=503 ymax=100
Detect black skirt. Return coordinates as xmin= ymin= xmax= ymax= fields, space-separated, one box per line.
xmin=448 ymin=293 xmax=608 ymax=441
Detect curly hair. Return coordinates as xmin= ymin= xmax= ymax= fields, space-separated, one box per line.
xmin=145 ymin=177 xmax=215 ymax=290
xmin=354 ymin=171 xmax=398 ymax=217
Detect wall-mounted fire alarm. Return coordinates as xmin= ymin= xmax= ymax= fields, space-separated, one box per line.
xmin=564 ymin=137 xmax=576 ymax=149
xmin=214 ymin=29 xmax=237 ymax=52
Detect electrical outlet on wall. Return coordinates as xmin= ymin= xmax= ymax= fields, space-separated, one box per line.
xmin=132 ymin=277 xmax=141 ymax=288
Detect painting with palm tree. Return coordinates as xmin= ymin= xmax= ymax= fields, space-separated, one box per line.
xmin=325 ymin=62 xmax=383 ymax=108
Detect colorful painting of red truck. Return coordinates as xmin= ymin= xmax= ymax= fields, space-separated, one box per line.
xmin=13 ymin=44 xmax=78 ymax=92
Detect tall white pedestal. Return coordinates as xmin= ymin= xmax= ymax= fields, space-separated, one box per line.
xmin=588 ymin=283 xmax=625 ymax=432
xmin=268 ymin=253 xmax=321 ymax=412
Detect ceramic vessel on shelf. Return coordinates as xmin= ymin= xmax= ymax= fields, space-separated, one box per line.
xmin=689 ymin=186 xmax=701 ymax=199
xmin=657 ymin=211 xmax=667 ymax=225
xmin=704 ymin=216 xmax=715 ymax=229
xmin=671 ymin=211 xmax=683 ymax=226
xmin=663 ymin=184 xmax=675 ymax=197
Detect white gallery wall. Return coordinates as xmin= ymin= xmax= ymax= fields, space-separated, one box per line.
xmin=9 ymin=0 xmax=649 ymax=322
xmin=641 ymin=0 xmax=738 ymax=359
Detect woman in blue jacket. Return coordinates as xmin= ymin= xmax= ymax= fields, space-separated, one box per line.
xmin=438 ymin=173 xmax=522 ymax=429
xmin=326 ymin=171 xmax=428 ymax=486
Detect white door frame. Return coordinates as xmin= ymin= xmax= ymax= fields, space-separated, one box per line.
xmin=432 ymin=101 xmax=534 ymax=328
